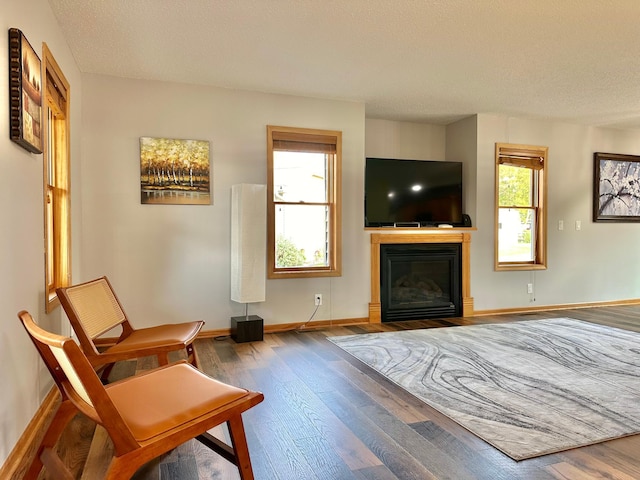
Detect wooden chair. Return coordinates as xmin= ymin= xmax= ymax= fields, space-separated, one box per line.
xmin=17 ymin=310 xmax=264 ymax=480
xmin=57 ymin=276 xmax=203 ymax=379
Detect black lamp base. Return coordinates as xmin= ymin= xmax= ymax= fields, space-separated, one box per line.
xmin=230 ymin=315 xmax=264 ymax=343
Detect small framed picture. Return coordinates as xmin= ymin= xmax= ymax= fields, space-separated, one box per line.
xmin=594 ymin=152 xmax=640 ymax=222
xmin=140 ymin=137 xmax=212 ymax=205
xmin=8 ymin=28 xmax=43 ymax=154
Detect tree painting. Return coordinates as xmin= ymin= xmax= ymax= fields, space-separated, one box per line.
xmin=597 ymin=158 xmax=640 ymax=217
xmin=140 ymin=137 xmax=211 ymax=205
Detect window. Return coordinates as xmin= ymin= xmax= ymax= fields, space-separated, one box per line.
xmin=43 ymin=44 xmax=71 ymax=312
xmin=495 ymin=143 xmax=547 ymax=271
xmin=267 ymin=125 xmax=342 ymax=279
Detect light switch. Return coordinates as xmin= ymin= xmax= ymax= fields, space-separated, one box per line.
xmin=558 ymin=220 xmax=564 ymax=231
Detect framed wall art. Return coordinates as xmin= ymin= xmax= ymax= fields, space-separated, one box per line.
xmin=8 ymin=28 xmax=43 ymax=154
xmin=593 ymin=152 xmax=640 ymax=222
xmin=140 ymin=137 xmax=211 ymax=205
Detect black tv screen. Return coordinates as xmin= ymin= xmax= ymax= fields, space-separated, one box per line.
xmin=365 ymin=158 xmax=463 ymax=227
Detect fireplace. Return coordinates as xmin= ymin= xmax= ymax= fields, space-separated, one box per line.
xmin=369 ymin=232 xmax=473 ymax=322
xmin=380 ymin=243 xmax=461 ymax=321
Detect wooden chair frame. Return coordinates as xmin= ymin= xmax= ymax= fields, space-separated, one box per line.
xmin=18 ymin=310 xmax=264 ymax=480
xmin=57 ymin=276 xmax=203 ymax=379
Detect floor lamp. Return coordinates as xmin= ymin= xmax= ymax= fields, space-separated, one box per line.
xmin=230 ymin=184 xmax=266 ymax=342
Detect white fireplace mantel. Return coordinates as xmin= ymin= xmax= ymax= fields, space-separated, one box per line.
xmin=369 ymin=231 xmax=474 ymax=323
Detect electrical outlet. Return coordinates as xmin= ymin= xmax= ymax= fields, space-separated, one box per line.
xmin=314 ymin=294 xmax=322 ymax=306
xmin=527 ymin=283 xmax=533 ymax=294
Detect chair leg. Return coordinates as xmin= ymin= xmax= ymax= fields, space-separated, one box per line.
xmin=24 ymin=400 xmax=77 ymax=480
xmin=40 ymin=447 xmax=74 ymax=480
xmin=99 ymin=362 xmax=116 ymax=383
xmin=187 ymin=342 xmax=199 ymax=368
xmin=227 ymin=415 xmax=255 ymax=480
xmin=103 ymin=456 xmax=141 ymax=480
xmin=157 ymin=352 xmax=170 ymax=366
xmin=196 ymin=432 xmax=235 ymax=464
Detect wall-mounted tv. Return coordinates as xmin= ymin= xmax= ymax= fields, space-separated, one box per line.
xmin=365 ymin=158 xmax=463 ymax=227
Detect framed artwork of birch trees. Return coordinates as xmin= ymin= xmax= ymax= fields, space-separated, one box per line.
xmin=140 ymin=137 xmax=211 ymax=205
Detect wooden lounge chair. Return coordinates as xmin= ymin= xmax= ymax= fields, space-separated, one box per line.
xmin=57 ymin=276 xmax=203 ymax=379
xmin=17 ymin=310 xmax=264 ymax=480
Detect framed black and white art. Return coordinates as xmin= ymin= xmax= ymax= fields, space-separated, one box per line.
xmin=593 ymin=152 xmax=640 ymax=222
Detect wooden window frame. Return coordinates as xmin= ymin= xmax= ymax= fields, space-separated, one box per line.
xmin=267 ymin=125 xmax=342 ymax=279
xmin=495 ymin=143 xmax=547 ymax=271
xmin=43 ymin=43 xmax=71 ymax=312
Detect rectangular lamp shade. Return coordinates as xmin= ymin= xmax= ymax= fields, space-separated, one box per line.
xmin=231 ymin=184 xmax=267 ymax=303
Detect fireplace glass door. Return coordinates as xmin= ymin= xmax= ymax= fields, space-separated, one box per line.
xmin=381 ymin=243 xmax=461 ymax=322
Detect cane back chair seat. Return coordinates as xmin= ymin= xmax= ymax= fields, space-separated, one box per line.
xmin=56 ymin=276 xmax=203 ymax=377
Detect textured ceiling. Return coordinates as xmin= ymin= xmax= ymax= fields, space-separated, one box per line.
xmin=47 ymin=0 xmax=640 ymax=128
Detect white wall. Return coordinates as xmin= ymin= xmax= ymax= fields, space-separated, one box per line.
xmin=1 ymin=0 xmax=82 ymax=465
xmin=446 ymin=115 xmax=478 ymax=223
xmin=80 ymin=75 xmax=366 ymax=330
xmin=473 ymin=114 xmax=640 ymax=310
xmin=365 ymin=118 xmax=446 ymax=160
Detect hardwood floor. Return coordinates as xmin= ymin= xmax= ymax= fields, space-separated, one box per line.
xmin=42 ymin=305 xmax=640 ymax=479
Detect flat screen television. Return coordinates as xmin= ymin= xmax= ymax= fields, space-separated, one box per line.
xmin=365 ymin=158 xmax=463 ymax=227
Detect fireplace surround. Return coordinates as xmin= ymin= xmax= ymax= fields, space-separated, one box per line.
xmin=369 ymin=232 xmax=473 ymax=323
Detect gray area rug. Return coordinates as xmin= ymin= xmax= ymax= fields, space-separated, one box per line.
xmin=328 ymin=318 xmax=640 ymax=460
